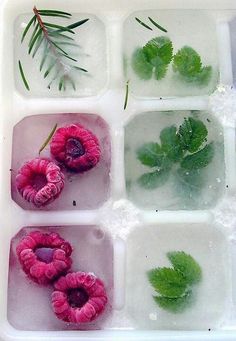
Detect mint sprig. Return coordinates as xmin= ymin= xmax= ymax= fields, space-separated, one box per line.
xmin=148 ymin=251 xmax=202 ymax=313
xmin=131 ymin=37 xmax=212 ymax=87
xmin=173 ymin=46 xmax=212 ymax=86
xmin=132 ymin=36 xmax=173 ymax=81
xmin=136 ymin=117 xmax=214 ymax=191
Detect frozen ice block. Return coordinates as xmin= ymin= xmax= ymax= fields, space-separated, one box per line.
xmin=14 ymin=12 xmax=108 ymax=97
xmin=8 ymin=225 xmax=113 ymax=330
xmin=125 ymin=111 xmax=225 ymax=210
xmin=11 ymin=113 xmax=111 ymax=210
xmin=123 ymin=10 xmax=219 ymax=98
xmin=126 ymin=223 xmax=230 ymax=330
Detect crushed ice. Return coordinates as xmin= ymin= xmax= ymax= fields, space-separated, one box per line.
xmin=209 ymin=84 xmax=236 ymax=127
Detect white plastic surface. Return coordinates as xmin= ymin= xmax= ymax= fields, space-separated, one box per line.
xmin=1 ymin=0 xmax=236 ymax=340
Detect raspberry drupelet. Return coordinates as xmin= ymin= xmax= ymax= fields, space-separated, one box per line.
xmin=50 ymin=124 xmax=101 ymax=172
xmin=52 ymin=272 xmax=108 ymax=323
xmin=16 ymin=158 xmax=65 ymax=207
xmin=16 ymin=231 xmax=73 ymax=285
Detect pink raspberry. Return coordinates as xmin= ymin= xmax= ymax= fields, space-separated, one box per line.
xmin=16 ymin=231 xmax=72 ymax=285
xmin=52 ymin=272 xmax=108 ymax=323
xmin=16 ymin=158 xmax=65 ymax=207
xmin=50 ymin=124 xmax=101 ymax=172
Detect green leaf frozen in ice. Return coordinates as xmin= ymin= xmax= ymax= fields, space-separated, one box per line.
xmin=132 ymin=36 xmax=173 ymax=81
xmin=173 ymin=46 xmax=212 ymax=86
xmin=131 ymin=48 xmax=153 ymax=80
xmin=178 ymin=117 xmax=208 ymax=153
xmin=138 ymin=168 xmax=170 ymax=189
xmin=148 ymin=251 xmax=202 ymax=313
xmin=160 ymin=126 xmax=183 ymax=162
xmin=137 ymin=142 xmax=164 ymax=167
xmin=181 ymin=143 xmax=214 ymax=170
xmin=167 ymin=251 xmax=202 ymax=285
xmin=148 ymin=267 xmax=187 ymax=298
xmin=143 ymin=36 xmax=173 ymax=66
xmin=154 ymin=290 xmax=193 ymax=313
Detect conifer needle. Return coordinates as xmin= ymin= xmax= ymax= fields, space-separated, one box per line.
xmin=39 ymin=123 xmax=58 ymax=154
xmin=18 ymin=60 xmax=30 ymax=91
xmin=124 ymin=80 xmax=130 ymax=110
xmin=135 ymin=17 xmax=153 ymax=31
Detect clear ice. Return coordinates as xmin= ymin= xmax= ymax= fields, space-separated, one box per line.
xmin=123 ymin=10 xmax=219 ymax=97
xmin=125 ymin=111 xmax=225 ymax=210
xmin=14 ymin=13 xmax=108 ymax=97
xmin=126 ymin=223 xmax=230 ymax=330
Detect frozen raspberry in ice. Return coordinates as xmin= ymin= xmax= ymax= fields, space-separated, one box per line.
xmin=16 ymin=231 xmax=72 ymax=285
xmin=52 ymin=272 xmax=108 ymax=323
xmin=16 ymin=158 xmax=65 ymax=207
xmin=50 ymin=124 xmax=101 ymax=172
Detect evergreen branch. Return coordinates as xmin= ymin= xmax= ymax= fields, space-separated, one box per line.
xmin=18 ymin=60 xmax=30 ymax=91
xmin=20 ymin=6 xmax=89 ymax=91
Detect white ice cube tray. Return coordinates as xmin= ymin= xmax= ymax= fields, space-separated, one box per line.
xmin=1 ymin=0 xmax=236 ymax=340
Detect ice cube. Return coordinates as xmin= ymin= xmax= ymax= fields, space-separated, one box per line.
xmin=8 ymin=225 xmax=113 ymax=330
xmin=125 ymin=223 xmax=230 ymax=330
xmin=123 ymin=10 xmax=219 ymax=97
xmin=11 ymin=113 xmax=111 ymax=210
xmin=14 ymin=12 xmax=108 ymax=97
xmin=125 ymin=111 xmax=225 ymax=210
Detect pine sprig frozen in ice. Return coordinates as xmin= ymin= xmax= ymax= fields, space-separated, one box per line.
xmin=147 ymin=251 xmax=202 ymax=313
xmin=20 ymin=7 xmax=89 ymax=91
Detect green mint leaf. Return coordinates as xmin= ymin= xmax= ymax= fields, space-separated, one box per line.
xmin=154 ymin=290 xmax=193 ymax=313
xmin=173 ymin=46 xmax=212 ymax=86
xmin=178 ymin=117 xmax=208 ymax=153
xmin=148 ymin=268 xmax=187 ymax=298
xmin=154 ymin=63 xmax=168 ymax=80
xmin=181 ymin=142 xmax=214 ymax=170
xmin=173 ymin=46 xmax=202 ymax=78
xmin=131 ymin=48 xmax=153 ymax=80
xmin=194 ymin=66 xmax=212 ymax=86
xmin=167 ymin=251 xmax=202 ymax=285
xmin=160 ymin=126 xmax=183 ymax=162
xmin=132 ymin=37 xmax=173 ymax=81
xmin=138 ymin=168 xmax=170 ymax=189
xmin=137 ymin=143 xmax=164 ymax=167
xmin=143 ymin=36 xmax=173 ymax=66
